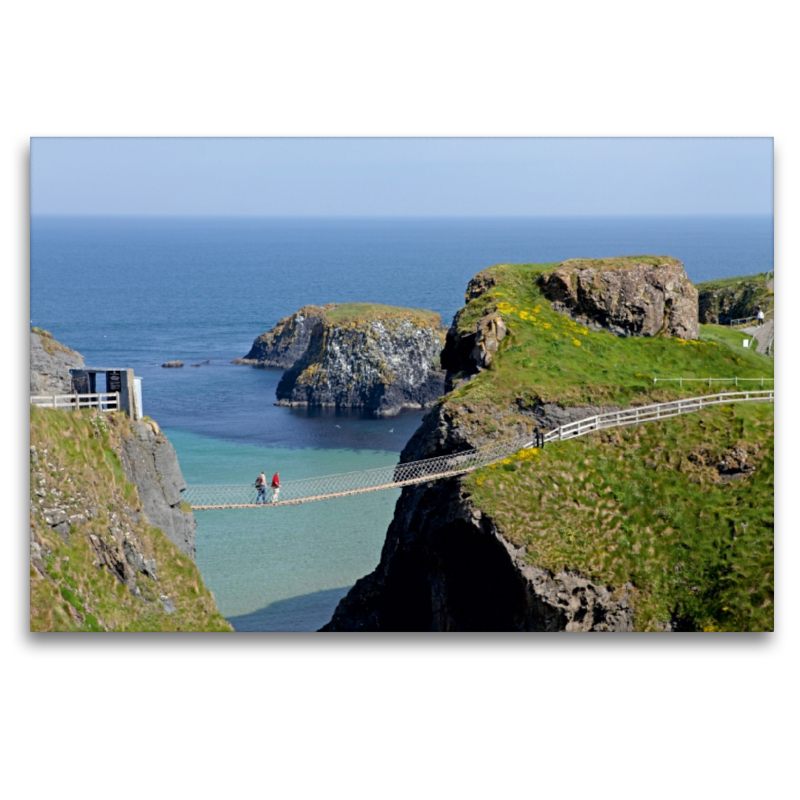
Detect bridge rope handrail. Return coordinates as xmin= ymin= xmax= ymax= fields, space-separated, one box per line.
xmin=184 ymin=389 xmax=774 ymax=509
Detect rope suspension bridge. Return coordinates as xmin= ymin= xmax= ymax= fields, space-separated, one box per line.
xmin=183 ymin=389 xmax=774 ymax=510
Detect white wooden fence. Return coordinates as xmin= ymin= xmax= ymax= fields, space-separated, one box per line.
xmin=653 ymin=377 xmax=773 ymax=388
xmin=544 ymin=389 xmax=774 ymax=443
xmin=30 ymin=392 xmax=120 ymax=412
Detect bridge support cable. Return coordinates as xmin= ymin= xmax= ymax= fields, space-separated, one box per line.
xmin=185 ymin=390 xmax=773 ymax=509
xmin=183 ymin=434 xmax=534 ymax=509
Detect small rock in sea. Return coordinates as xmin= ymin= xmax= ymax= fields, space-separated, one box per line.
xmin=162 ymin=361 xmax=184 ymax=368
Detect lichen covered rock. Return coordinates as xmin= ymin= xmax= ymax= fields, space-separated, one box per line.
xmin=118 ymin=418 xmax=197 ymax=558
xmin=276 ymin=306 xmax=447 ymax=417
xmin=236 ymin=305 xmax=328 ymax=368
xmin=30 ymin=328 xmax=85 ymax=395
xmin=540 ymin=256 xmax=699 ymax=339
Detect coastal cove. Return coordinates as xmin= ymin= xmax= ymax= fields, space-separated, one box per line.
xmin=30 ymin=215 xmax=774 ymax=630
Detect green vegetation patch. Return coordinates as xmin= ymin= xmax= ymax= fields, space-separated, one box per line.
xmin=445 ymin=262 xmax=774 ymax=432
xmin=559 ymin=255 xmax=682 ymax=271
xmin=31 ymin=327 xmax=80 ymax=357
xmin=322 ymin=302 xmax=442 ymax=326
xmin=30 ymin=407 xmax=232 ymax=632
xmin=465 ymin=402 xmax=774 ymax=631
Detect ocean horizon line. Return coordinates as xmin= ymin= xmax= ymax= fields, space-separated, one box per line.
xmin=30 ymin=212 xmax=774 ymax=221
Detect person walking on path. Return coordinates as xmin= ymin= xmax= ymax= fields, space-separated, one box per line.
xmin=757 ymin=309 xmax=765 ymax=326
xmin=255 ymin=471 xmax=267 ymax=504
xmin=271 ymin=472 xmax=281 ymax=503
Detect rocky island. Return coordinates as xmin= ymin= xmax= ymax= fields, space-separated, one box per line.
xmin=30 ymin=331 xmax=231 ymax=632
xmin=323 ymin=257 xmax=774 ymax=632
xmin=239 ymin=303 xmax=448 ymax=418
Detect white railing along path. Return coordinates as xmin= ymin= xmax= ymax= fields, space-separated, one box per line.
xmin=30 ymin=392 xmax=120 ymax=412
xmin=653 ymin=377 xmax=772 ymax=388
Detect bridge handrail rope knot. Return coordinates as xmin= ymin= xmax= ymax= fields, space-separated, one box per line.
xmin=185 ymin=390 xmax=773 ymax=509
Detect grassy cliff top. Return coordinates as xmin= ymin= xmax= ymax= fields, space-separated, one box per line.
xmin=694 ymin=272 xmax=774 ymax=323
xmin=465 ymin=401 xmax=774 ymax=631
xmin=448 ymin=262 xmax=773 ymax=417
xmin=320 ymin=302 xmax=442 ymax=326
xmin=558 ymin=255 xmax=683 ymax=270
xmin=695 ymin=271 xmax=773 ymax=291
xmin=30 ymin=407 xmax=232 ymax=632
xmin=31 ymin=327 xmax=81 ymax=357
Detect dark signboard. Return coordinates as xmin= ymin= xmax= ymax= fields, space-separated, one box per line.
xmin=106 ymin=371 xmax=122 ymax=393
xmin=70 ymin=371 xmax=89 ymax=394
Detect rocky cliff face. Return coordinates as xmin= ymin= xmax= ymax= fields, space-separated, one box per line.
xmin=30 ymin=331 xmax=197 ymax=559
xmin=322 ymin=401 xmax=635 ymax=631
xmin=30 ymin=407 xmax=230 ymax=631
xmin=539 ymin=256 xmax=699 ymax=340
xmin=236 ymin=305 xmax=328 ymax=368
xmin=118 ymin=418 xmax=197 ymax=558
xmin=30 ymin=328 xmax=85 ymax=394
xmin=696 ymin=273 xmax=773 ymax=324
xmin=322 ymin=271 xmax=641 ymax=630
xmin=274 ymin=305 xmax=447 ymax=418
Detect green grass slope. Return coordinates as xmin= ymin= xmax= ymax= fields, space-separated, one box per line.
xmin=30 ymin=407 xmax=232 ymax=632
xmin=466 ymin=403 xmax=773 ymax=631
xmin=449 ymin=262 xmax=774 ymax=631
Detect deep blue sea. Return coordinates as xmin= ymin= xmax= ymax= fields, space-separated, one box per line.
xmin=30 ymin=215 xmax=773 ymax=630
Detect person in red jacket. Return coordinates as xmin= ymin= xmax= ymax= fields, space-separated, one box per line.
xmin=271 ymin=472 xmax=280 ymax=503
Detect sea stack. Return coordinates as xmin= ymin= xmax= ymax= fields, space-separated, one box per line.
xmin=240 ymin=303 xmax=448 ymax=418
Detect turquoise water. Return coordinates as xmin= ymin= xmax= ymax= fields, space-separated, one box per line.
xmin=166 ymin=428 xmax=400 ymax=630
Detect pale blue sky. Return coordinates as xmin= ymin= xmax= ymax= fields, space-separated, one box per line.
xmin=31 ymin=137 xmax=773 ymax=217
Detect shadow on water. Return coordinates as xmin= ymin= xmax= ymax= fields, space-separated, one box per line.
xmin=227 ymin=586 xmax=353 ymax=632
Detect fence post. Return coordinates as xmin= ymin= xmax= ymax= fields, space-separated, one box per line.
xmin=679 ymin=378 xmax=682 ymax=388
xmin=708 ymin=377 xmax=711 ymax=388
xmin=761 ymin=377 xmax=763 ymax=388
xmin=735 ymin=377 xmax=737 ymax=388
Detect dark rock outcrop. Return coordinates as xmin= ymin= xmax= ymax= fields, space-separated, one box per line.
xmin=539 ymin=256 xmax=699 ymax=339
xmin=322 ymin=391 xmax=634 ymax=632
xmin=322 ymin=462 xmax=634 ymax=632
xmin=236 ymin=305 xmax=328 ymax=368
xmin=696 ymin=273 xmax=774 ymax=324
xmin=274 ymin=307 xmax=447 ymax=418
xmin=30 ymin=329 xmax=85 ymax=395
xmin=118 ymin=418 xmax=197 ymax=558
